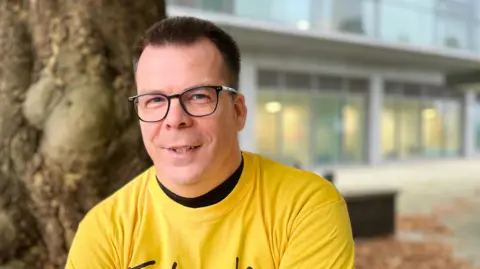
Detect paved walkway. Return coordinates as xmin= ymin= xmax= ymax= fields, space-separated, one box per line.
xmin=331 ymin=158 xmax=480 ymax=267
xmin=398 ymin=180 xmax=480 ymax=267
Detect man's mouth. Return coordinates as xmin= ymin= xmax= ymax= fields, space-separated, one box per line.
xmin=167 ymin=145 xmax=201 ymax=153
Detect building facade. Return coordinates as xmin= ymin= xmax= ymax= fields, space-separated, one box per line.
xmin=167 ymin=0 xmax=480 ymax=170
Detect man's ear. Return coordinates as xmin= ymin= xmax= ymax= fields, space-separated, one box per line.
xmin=233 ymin=94 xmax=247 ymax=131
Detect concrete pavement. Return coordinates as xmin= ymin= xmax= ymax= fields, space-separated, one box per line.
xmin=331 ymin=158 xmax=480 ymax=267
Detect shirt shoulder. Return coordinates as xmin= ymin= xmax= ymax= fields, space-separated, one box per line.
xmin=247 ymin=152 xmax=343 ymax=213
xmin=243 ymin=153 xmax=353 ymax=268
xmin=75 ymin=166 xmax=155 ymax=250
xmin=67 ymin=166 xmax=155 ymax=268
xmin=85 ymin=166 xmax=154 ymax=220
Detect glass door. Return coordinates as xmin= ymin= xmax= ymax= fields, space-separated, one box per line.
xmin=311 ymin=95 xmax=342 ymax=165
xmin=475 ymin=101 xmax=480 ymax=150
xmin=341 ymin=94 xmax=366 ymax=163
xmin=279 ymin=91 xmax=311 ymax=166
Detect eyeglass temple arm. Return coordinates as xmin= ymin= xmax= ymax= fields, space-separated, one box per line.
xmin=222 ymin=86 xmax=238 ymax=93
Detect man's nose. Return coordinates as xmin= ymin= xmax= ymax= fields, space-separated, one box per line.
xmin=164 ymin=98 xmax=193 ymax=129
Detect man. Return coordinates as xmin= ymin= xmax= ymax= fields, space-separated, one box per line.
xmin=66 ymin=16 xmax=355 ymax=269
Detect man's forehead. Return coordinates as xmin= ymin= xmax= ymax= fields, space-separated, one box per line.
xmin=135 ymin=43 xmax=226 ymax=95
xmin=138 ymin=43 xmax=223 ymax=73
xmin=139 ymin=41 xmax=220 ymax=63
xmin=137 ymin=45 xmax=190 ymax=69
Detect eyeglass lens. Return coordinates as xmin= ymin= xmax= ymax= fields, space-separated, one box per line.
xmin=135 ymin=86 xmax=219 ymax=122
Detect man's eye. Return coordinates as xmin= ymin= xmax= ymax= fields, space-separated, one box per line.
xmin=150 ymin=97 xmax=165 ymax=103
xmin=144 ymin=96 xmax=166 ymax=107
xmin=191 ymin=94 xmax=210 ymax=100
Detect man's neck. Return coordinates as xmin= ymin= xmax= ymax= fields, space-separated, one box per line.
xmin=159 ymin=149 xmax=243 ymax=198
xmin=157 ymin=156 xmax=244 ymax=208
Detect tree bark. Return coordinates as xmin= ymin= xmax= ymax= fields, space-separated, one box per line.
xmin=0 ymin=1 xmax=165 ymax=268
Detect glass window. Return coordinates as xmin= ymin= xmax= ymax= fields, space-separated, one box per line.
xmin=310 ymin=0 xmax=331 ymax=30
xmin=279 ymin=91 xmax=311 ymax=166
xmin=382 ymin=95 xmax=423 ymax=159
xmin=258 ymin=70 xmax=280 ymax=87
xmin=435 ymin=0 xmax=472 ymax=18
xmin=436 ymin=16 xmax=471 ymax=50
xmin=330 ymin=0 xmax=376 ymax=36
xmin=256 ymin=89 xmax=314 ymax=167
xmin=476 ymin=0 xmax=480 ymax=20
xmin=285 ymin=72 xmax=312 ymax=89
xmin=172 ymin=0 xmax=478 ymax=53
xmin=382 ymin=82 xmax=424 ymax=160
xmin=272 ymin=0 xmax=311 ymax=27
xmin=382 ymin=82 xmax=462 ymax=160
xmin=168 ymin=0 xmax=197 ymax=8
xmin=234 ymin=0 xmax=272 ymax=20
xmin=311 ymin=93 xmax=367 ymax=165
xmin=255 ymin=89 xmax=281 ymax=157
xmin=443 ymin=99 xmax=461 ymax=156
xmin=399 ymin=98 xmax=422 ymax=157
xmin=170 ymin=0 xmax=233 ymax=13
xmin=376 ymin=0 xmax=477 ymax=52
xmin=342 ymin=95 xmax=366 ymax=162
xmin=476 ymin=23 xmax=480 ymax=53
xmin=235 ymin=0 xmax=311 ymax=27
xmin=255 ymin=71 xmax=367 ymax=167
xmin=382 ymin=0 xmax=435 ymax=9
xmin=382 ymin=97 xmax=398 ymax=159
xmin=379 ymin=3 xmax=434 ymax=46
xmin=475 ymin=97 xmax=480 ymax=150
xmin=201 ymin=0 xmax=233 ymax=12
xmin=422 ymin=99 xmax=444 ymax=157
xmin=311 ymin=95 xmax=343 ymax=165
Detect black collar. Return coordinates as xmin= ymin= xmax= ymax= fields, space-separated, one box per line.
xmin=157 ymin=157 xmax=244 ymax=208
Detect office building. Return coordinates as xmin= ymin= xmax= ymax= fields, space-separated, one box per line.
xmin=167 ymin=0 xmax=480 ymax=170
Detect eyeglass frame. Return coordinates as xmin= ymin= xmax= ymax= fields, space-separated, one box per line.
xmin=128 ymin=85 xmax=238 ymax=123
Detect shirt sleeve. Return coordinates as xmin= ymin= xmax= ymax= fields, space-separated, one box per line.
xmin=65 ymin=209 xmax=120 ymax=269
xmin=279 ymin=199 xmax=355 ymax=269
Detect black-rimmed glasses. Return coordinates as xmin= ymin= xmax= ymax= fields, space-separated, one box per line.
xmin=128 ymin=85 xmax=238 ymax=122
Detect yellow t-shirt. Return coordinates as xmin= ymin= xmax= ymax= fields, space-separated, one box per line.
xmin=66 ymin=152 xmax=354 ymax=269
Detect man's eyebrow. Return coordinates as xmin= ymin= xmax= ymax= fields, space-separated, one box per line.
xmin=188 ymin=83 xmax=215 ymax=88
xmin=137 ymin=89 xmax=165 ymax=95
xmin=138 ymin=83 xmax=219 ymax=95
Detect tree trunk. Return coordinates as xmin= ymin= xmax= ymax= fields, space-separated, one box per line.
xmin=0 ymin=1 xmax=165 ymax=268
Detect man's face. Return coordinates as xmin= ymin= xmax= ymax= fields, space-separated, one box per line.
xmin=135 ymin=39 xmax=247 ymax=191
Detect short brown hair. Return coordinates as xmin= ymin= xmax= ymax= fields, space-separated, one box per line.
xmin=132 ymin=16 xmax=241 ymax=88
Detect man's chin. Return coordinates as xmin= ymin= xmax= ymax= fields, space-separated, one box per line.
xmin=157 ymin=163 xmax=205 ymax=184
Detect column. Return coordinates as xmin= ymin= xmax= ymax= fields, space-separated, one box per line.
xmin=238 ymin=56 xmax=257 ymax=152
xmin=367 ymin=73 xmax=383 ymax=165
xmin=462 ymin=89 xmax=476 ymax=157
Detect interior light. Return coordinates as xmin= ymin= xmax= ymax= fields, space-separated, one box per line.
xmin=296 ymin=20 xmax=310 ymax=30
xmin=265 ymin=101 xmax=282 ymax=113
xmin=423 ymin=108 xmax=437 ymax=119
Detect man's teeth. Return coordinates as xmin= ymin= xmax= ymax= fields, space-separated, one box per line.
xmin=171 ymin=146 xmax=196 ymax=153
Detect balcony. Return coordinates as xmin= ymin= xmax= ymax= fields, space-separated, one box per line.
xmin=167 ymin=0 xmax=480 ymax=54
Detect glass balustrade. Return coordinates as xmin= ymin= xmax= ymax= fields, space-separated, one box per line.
xmin=168 ymin=0 xmax=480 ymax=53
